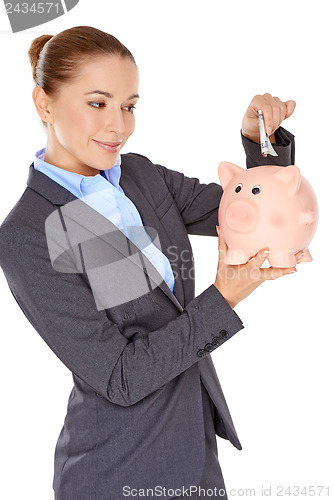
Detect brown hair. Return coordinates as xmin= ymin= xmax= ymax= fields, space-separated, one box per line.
xmin=28 ymin=25 xmax=136 ymax=97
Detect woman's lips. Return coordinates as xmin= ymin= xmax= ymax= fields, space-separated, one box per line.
xmin=92 ymin=139 xmax=122 ymax=153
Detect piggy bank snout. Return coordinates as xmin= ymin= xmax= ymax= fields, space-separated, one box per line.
xmin=225 ymin=199 xmax=260 ymax=233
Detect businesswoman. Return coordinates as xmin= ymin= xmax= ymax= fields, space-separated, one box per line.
xmin=0 ymin=26 xmax=298 ymax=500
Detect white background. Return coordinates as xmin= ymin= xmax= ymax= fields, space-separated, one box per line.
xmin=0 ymin=1 xmax=332 ymax=499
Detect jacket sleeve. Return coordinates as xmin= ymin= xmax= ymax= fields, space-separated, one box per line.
xmin=241 ymin=125 xmax=295 ymax=168
xmin=154 ymin=162 xmax=222 ymax=237
xmin=154 ymin=126 xmax=295 ymax=236
xmin=0 ymin=222 xmax=244 ymax=407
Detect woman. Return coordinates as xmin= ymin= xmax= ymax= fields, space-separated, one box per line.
xmin=0 ymin=26 xmax=298 ymax=499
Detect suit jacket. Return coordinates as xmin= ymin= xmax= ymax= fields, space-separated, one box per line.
xmin=0 ymin=128 xmax=294 ymax=499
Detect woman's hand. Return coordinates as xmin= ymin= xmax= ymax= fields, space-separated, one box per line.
xmin=241 ymin=93 xmax=296 ymax=144
xmin=213 ymin=226 xmax=302 ymax=309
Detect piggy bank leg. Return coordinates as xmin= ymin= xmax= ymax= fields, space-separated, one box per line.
xmin=297 ymin=248 xmax=313 ymax=263
xmin=267 ymin=249 xmax=297 ymax=268
xmin=224 ymin=249 xmax=256 ymax=265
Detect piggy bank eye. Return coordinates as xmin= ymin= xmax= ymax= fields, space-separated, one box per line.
xmin=252 ymin=185 xmax=261 ymax=195
xmin=235 ymin=183 xmax=242 ymax=193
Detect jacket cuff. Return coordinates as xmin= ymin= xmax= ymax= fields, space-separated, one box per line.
xmin=241 ymin=126 xmax=295 ymax=168
xmin=184 ymin=284 xmax=244 ymax=359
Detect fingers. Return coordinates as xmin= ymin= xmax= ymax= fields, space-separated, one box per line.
xmin=249 ymin=93 xmax=296 ymax=135
xmin=295 ymin=249 xmax=305 ymax=264
xmin=284 ymin=99 xmax=296 ymax=118
xmin=248 ymin=248 xmax=269 ymax=269
xmin=246 ymin=248 xmax=298 ymax=282
xmin=261 ymin=94 xmax=285 ymax=135
xmin=262 ymin=266 xmax=297 ymax=281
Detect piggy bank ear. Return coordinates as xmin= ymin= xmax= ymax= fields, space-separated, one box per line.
xmin=274 ymin=165 xmax=301 ymax=196
xmin=218 ymin=162 xmax=244 ymax=188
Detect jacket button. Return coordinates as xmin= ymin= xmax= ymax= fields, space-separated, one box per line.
xmin=212 ymin=336 xmax=221 ymax=346
xmin=219 ymin=329 xmax=228 ymax=339
xmin=197 ymin=349 xmax=207 ymax=358
xmin=204 ymin=342 xmax=214 ymax=352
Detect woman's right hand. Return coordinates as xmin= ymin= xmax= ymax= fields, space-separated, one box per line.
xmin=214 ymin=225 xmax=299 ymax=309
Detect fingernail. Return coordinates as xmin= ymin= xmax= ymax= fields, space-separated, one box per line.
xmin=267 ymin=127 xmax=272 ymax=135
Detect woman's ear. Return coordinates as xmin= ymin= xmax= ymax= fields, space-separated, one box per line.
xmin=32 ymin=86 xmax=53 ymax=125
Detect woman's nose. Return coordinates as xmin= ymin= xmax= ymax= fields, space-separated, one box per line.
xmin=104 ymin=109 xmax=125 ymax=135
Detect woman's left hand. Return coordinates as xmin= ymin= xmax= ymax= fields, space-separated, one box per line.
xmin=241 ymin=93 xmax=296 ymax=144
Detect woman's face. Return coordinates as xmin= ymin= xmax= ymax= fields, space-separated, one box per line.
xmin=40 ymin=55 xmax=139 ymax=176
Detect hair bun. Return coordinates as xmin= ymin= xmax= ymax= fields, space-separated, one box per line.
xmin=28 ymin=34 xmax=53 ymax=82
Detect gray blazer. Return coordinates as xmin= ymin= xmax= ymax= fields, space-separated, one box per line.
xmin=0 ymin=128 xmax=294 ymax=499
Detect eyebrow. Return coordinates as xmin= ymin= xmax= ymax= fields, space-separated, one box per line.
xmin=84 ymin=90 xmax=140 ymax=100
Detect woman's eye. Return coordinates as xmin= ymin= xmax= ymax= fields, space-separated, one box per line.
xmin=252 ymin=185 xmax=262 ymax=195
xmin=235 ymin=183 xmax=242 ymax=193
xmin=123 ymin=105 xmax=136 ymax=114
xmin=88 ymin=102 xmax=106 ymax=109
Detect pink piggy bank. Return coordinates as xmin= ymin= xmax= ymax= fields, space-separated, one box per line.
xmin=217 ymin=162 xmax=319 ymax=268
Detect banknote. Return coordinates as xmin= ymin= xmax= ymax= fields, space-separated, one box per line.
xmin=258 ymin=110 xmax=278 ymax=157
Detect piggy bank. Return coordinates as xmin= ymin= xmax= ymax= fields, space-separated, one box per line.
xmin=217 ymin=162 xmax=319 ymax=267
